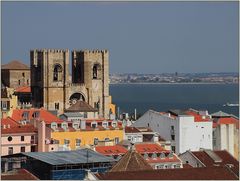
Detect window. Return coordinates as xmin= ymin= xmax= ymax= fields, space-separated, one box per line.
xmin=202 ymin=135 xmax=204 ymax=139
xmin=27 ymin=79 xmax=29 ymax=85
xmin=171 ymin=146 xmax=176 ymax=153
xmin=84 ymin=112 xmax=87 ymax=118
xmin=112 ymin=122 xmax=117 ymax=128
xmin=51 ymin=122 xmax=57 ymax=130
xmin=168 ymin=152 xmax=173 ymax=159
xmin=31 ymin=135 xmax=35 ymax=144
xmin=160 ymin=153 xmax=165 ymax=159
xmin=8 ymin=136 xmax=13 ymax=142
xmin=21 ymin=147 xmax=25 ymax=152
xmin=115 ymin=137 xmax=119 ymax=144
xmin=156 ymin=165 xmax=164 ymax=169
xmin=8 ymin=147 xmax=13 ymax=155
xmin=76 ymin=139 xmax=81 ymax=146
xmin=105 ymin=138 xmax=110 ymax=142
xmin=91 ymin=123 xmax=97 ymax=128
xmin=21 ymin=136 xmax=25 ymax=141
xmin=171 ymin=126 xmax=174 ymax=130
xmin=94 ymin=138 xmax=98 ymax=145
xmin=2 ymin=101 xmax=8 ymax=110
xmin=144 ymin=153 xmax=148 ymax=159
xmin=147 ymin=123 xmax=150 ymax=127
xmin=102 ymin=122 xmax=108 ymax=128
xmin=32 ymin=111 xmax=40 ymax=118
xmin=64 ymin=139 xmax=70 ymax=146
xmin=18 ymin=80 xmax=21 ymax=85
xmin=92 ymin=64 xmax=101 ymax=79
xmin=55 ymin=103 xmax=59 ymax=110
xmin=22 ymin=73 xmax=25 ymax=77
xmin=171 ymin=135 xmax=175 ymax=141
xmin=152 ymin=153 xmax=157 ymax=159
xmin=127 ymin=136 xmax=132 ymax=141
xmin=22 ymin=112 xmax=29 ymax=119
xmin=53 ymin=64 xmax=62 ymax=81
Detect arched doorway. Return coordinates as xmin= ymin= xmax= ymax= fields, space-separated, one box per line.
xmin=69 ymin=93 xmax=85 ymax=105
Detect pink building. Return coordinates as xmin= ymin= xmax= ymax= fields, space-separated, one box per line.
xmin=1 ymin=108 xmax=64 ymax=156
xmin=1 ymin=117 xmax=37 ymax=156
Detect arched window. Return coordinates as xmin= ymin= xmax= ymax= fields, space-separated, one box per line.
xmin=93 ymin=64 xmax=101 ymax=79
xmin=160 ymin=153 xmax=165 ymax=159
xmin=53 ymin=64 xmax=62 ymax=81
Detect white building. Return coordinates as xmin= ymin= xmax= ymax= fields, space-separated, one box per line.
xmin=212 ymin=111 xmax=239 ymax=157
xmin=133 ymin=109 xmax=213 ymax=154
xmin=124 ymin=126 xmax=159 ymax=144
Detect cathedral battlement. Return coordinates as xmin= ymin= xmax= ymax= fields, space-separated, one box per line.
xmin=72 ymin=49 xmax=108 ymax=54
xmin=30 ymin=49 xmax=69 ymax=53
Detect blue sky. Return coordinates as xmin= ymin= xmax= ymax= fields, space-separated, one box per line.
xmin=2 ymin=2 xmax=238 ymax=74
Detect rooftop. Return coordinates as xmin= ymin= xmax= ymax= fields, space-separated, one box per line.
xmin=211 ymin=111 xmax=232 ymax=118
xmin=96 ymin=166 xmax=238 ymax=180
xmin=1 ymin=169 xmax=39 ymax=180
xmin=15 ymin=86 xmax=31 ymax=93
xmin=109 ymin=149 xmax=153 ymax=172
xmin=60 ymin=112 xmax=84 ymax=117
xmin=2 ymin=60 xmax=30 ymax=70
xmin=95 ymin=145 xmax=128 ymax=156
xmin=2 ymin=124 xmax=37 ymax=134
xmin=125 ymin=126 xmax=141 ymax=133
xmin=21 ymin=148 xmax=115 ymax=166
xmin=1 ymin=117 xmax=37 ymax=134
xmin=191 ymin=150 xmax=239 ymax=167
xmin=134 ymin=143 xmax=168 ymax=154
xmin=12 ymin=108 xmax=63 ymax=124
xmin=65 ymin=100 xmax=98 ymax=112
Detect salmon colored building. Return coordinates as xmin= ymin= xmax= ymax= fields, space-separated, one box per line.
xmin=1 ymin=117 xmax=37 ymax=156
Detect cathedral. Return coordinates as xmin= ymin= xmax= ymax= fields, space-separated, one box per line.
xmin=30 ymin=49 xmax=111 ymax=118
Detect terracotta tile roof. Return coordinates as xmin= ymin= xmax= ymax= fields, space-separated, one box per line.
xmin=192 ymin=150 xmax=239 ymax=169
xmin=214 ymin=117 xmax=238 ymax=126
xmin=95 ymin=145 xmax=128 ymax=156
xmin=96 ymin=166 xmax=238 ymax=180
xmin=1 ymin=124 xmax=37 ymax=134
xmin=135 ymin=143 xmax=167 ymax=154
xmin=125 ymin=126 xmax=141 ymax=133
xmin=146 ymin=156 xmax=181 ymax=164
xmin=12 ymin=108 xmax=63 ymax=124
xmin=1 ymin=169 xmax=39 ymax=180
xmin=2 ymin=60 xmax=30 ymax=70
xmin=1 ymin=117 xmax=19 ymax=127
xmin=109 ymin=149 xmax=153 ymax=172
xmin=65 ymin=100 xmax=98 ymax=112
xmin=185 ymin=110 xmax=211 ymax=122
xmin=15 ymin=86 xmax=31 ymax=93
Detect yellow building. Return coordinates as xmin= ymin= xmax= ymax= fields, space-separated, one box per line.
xmin=109 ymin=96 xmax=116 ymax=118
xmin=1 ymin=87 xmax=18 ymax=118
xmin=49 ymin=119 xmax=124 ymax=150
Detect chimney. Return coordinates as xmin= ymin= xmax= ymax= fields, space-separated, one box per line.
xmin=37 ymin=120 xmax=46 ymax=152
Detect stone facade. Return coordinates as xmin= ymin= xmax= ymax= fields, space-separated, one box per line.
xmin=30 ymin=49 xmax=110 ymax=118
xmin=1 ymin=61 xmax=30 ymax=89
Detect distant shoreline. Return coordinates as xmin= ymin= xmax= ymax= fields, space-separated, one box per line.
xmin=110 ymin=82 xmax=239 ymax=85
